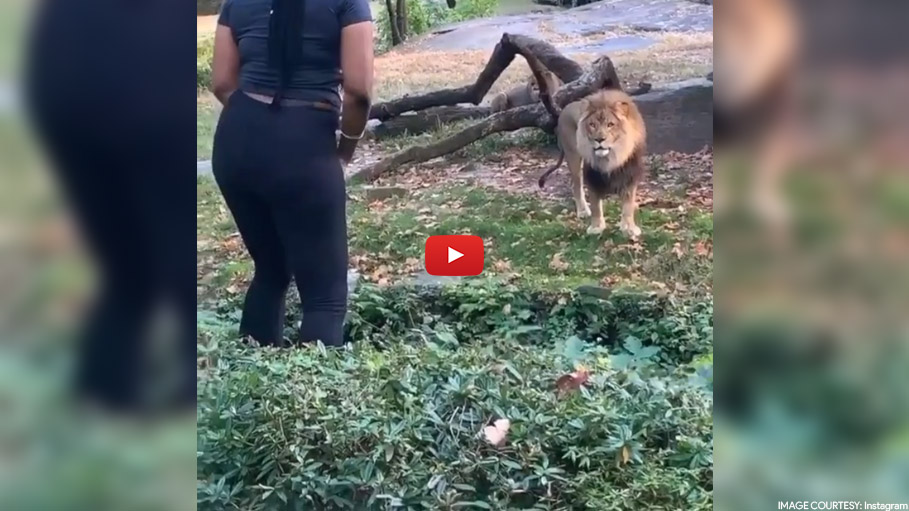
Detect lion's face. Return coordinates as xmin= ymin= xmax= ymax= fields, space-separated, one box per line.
xmin=715 ymin=0 xmax=796 ymax=108
xmin=580 ymin=101 xmax=628 ymax=159
xmin=573 ymin=90 xmax=645 ymax=170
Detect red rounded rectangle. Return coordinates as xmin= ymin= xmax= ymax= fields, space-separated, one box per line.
xmin=424 ymin=235 xmax=484 ymax=276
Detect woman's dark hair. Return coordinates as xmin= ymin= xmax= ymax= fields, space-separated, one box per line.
xmin=268 ymin=0 xmax=305 ymax=109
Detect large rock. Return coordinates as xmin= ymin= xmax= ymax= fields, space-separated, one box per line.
xmin=413 ymin=270 xmax=462 ymax=289
xmin=635 ymin=78 xmax=713 ymax=154
xmin=197 ymin=160 xmax=213 ymax=176
xmin=347 ymin=269 xmax=360 ymax=295
xmin=576 ymin=284 xmax=611 ymax=300
xmin=363 ymin=186 xmax=409 ymax=202
xmin=421 ymin=0 xmax=712 ymax=52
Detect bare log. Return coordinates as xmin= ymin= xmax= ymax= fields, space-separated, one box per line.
xmin=349 ymin=55 xmax=626 ymax=184
xmin=370 ymin=106 xmax=493 ymax=139
xmin=350 ymin=106 xmax=546 ymax=184
xmin=368 ymin=33 xmax=585 ymax=121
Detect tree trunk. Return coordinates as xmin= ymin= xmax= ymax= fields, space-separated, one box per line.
xmin=396 ymin=0 xmax=408 ymax=40
xmin=368 ymin=34 xmax=586 ymax=121
xmin=385 ymin=0 xmax=402 ymax=46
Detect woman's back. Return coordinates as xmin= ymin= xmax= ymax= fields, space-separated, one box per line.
xmin=219 ymin=0 xmax=371 ymax=110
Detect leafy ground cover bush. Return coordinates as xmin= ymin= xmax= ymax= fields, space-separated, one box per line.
xmin=346 ymin=281 xmax=713 ymax=367
xmin=198 ymin=36 xmax=214 ymax=91
xmin=198 ymin=308 xmax=713 ymax=510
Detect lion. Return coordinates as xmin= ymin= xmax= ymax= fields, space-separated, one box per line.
xmin=489 ymin=70 xmax=563 ymax=113
xmin=538 ymin=89 xmax=647 ymax=237
xmin=715 ymin=0 xmax=799 ymax=225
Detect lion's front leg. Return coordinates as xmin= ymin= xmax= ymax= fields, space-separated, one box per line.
xmin=586 ymin=191 xmax=607 ymax=235
xmin=619 ymin=185 xmax=642 ymax=238
xmin=567 ymin=154 xmax=591 ymax=219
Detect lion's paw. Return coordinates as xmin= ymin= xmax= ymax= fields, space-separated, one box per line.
xmin=576 ymin=206 xmax=592 ymax=219
xmin=620 ymin=223 xmax=642 ymax=238
xmin=586 ymin=224 xmax=606 ymax=235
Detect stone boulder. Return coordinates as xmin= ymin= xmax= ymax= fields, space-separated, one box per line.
xmin=634 ymin=78 xmax=713 ymax=154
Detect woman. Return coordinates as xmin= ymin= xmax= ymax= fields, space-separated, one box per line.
xmin=211 ymin=0 xmax=374 ymax=347
xmin=24 ymin=0 xmax=197 ymax=412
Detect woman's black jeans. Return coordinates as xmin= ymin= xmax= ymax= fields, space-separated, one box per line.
xmin=212 ymin=92 xmax=348 ymax=347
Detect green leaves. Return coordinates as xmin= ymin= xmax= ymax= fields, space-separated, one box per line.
xmin=561 ymin=335 xmax=589 ymax=367
xmin=197 ymin=282 xmax=713 ymax=510
xmin=452 ymin=501 xmax=492 ymax=509
xmin=198 ymin=328 xmax=712 ymax=510
xmin=345 ymin=282 xmax=713 ymax=371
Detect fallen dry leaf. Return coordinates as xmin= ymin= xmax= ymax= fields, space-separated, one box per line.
xmin=555 ymin=367 xmax=590 ymax=397
xmin=549 ymin=252 xmax=569 ymax=272
xmin=483 ymin=418 xmax=511 ymax=447
xmin=671 ymin=242 xmax=685 ymax=259
xmin=403 ymin=257 xmax=421 ymax=272
xmin=619 ymin=445 xmax=632 ymax=466
xmin=493 ymin=259 xmax=512 ymax=272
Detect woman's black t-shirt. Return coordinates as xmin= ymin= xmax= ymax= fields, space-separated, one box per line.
xmin=218 ymin=0 xmax=372 ymax=110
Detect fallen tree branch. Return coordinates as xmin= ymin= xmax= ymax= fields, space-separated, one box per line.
xmin=349 ymin=55 xmax=627 ymax=184
xmin=351 ymin=106 xmax=547 ymax=184
xmin=368 ymin=33 xmax=584 ymax=121
xmin=370 ymin=106 xmax=492 ymax=139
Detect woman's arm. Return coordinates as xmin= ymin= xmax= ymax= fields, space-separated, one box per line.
xmin=337 ymin=20 xmax=375 ymax=164
xmin=212 ymin=23 xmax=240 ymax=105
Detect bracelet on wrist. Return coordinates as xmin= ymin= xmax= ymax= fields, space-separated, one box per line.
xmin=339 ymin=129 xmax=365 ymax=140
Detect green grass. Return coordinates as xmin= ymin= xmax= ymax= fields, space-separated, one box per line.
xmin=197 ymin=176 xmax=713 ymax=302
xmin=349 ymin=184 xmax=712 ymax=288
xmin=197 ymin=94 xmax=220 ymax=161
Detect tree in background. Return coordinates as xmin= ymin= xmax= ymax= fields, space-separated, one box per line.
xmin=197 ymin=0 xmax=223 ymax=16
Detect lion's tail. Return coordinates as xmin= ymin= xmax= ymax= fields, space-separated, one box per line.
xmin=538 ymin=149 xmax=565 ymax=188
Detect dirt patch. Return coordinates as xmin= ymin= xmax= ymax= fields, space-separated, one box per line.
xmin=611 ymin=31 xmax=712 ymax=84
xmin=355 ymin=142 xmax=713 ymax=215
xmin=374 ymin=30 xmax=711 ymax=101
xmin=374 ymin=50 xmax=545 ymax=102
xmin=198 ymin=15 xmax=218 ymax=38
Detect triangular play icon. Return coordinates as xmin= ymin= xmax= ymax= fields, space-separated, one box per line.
xmin=448 ymin=247 xmax=464 ymax=263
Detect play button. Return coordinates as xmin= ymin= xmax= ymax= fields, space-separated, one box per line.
xmin=425 ymin=235 xmax=484 ymax=276
xmin=448 ymin=247 xmax=464 ymax=263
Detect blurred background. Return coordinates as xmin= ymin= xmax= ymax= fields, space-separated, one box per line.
xmin=0 ymin=1 xmax=195 ymax=510
xmin=714 ymin=0 xmax=909 ymax=509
